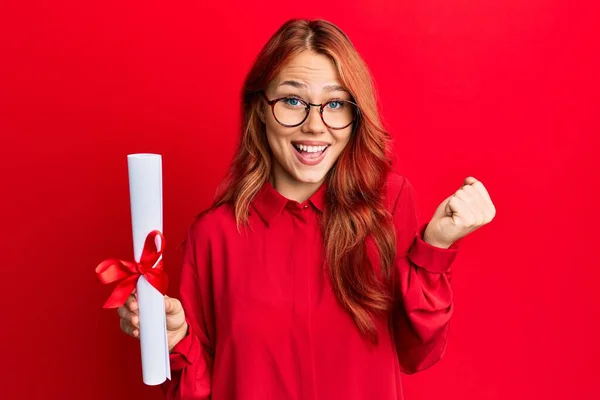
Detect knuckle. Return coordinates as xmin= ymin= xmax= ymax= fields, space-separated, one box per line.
xmin=117 ymin=308 xmax=126 ymax=319
xmin=120 ymin=319 xmax=135 ymax=336
xmin=127 ymin=296 xmax=136 ymax=308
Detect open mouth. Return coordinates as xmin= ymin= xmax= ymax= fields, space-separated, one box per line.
xmin=292 ymin=143 xmax=330 ymax=156
xmin=291 ymin=143 xmax=330 ymax=165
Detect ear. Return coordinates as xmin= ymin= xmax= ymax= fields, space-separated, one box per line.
xmin=256 ymin=101 xmax=266 ymax=124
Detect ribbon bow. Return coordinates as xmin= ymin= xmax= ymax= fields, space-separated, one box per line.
xmin=95 ymin=230 xmax=168 ymax=308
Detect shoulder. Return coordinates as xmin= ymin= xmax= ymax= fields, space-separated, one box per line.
xmin=186 ymin=202 xmax=237 ymax=245
xmin=383 ymin=171 xmax=416 ymax=214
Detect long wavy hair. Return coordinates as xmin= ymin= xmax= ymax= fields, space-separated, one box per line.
xmin=205 ymin=19 xmax=396 ymax=343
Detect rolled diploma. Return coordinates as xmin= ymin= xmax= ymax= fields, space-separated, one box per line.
xmin=128 ymin=153 xmax=171 ymax=385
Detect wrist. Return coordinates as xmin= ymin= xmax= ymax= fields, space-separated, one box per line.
xmin=423 ymin=228 xmax=452 ymax=249
xmin=168 ymin=322 xmax=189 ymax=353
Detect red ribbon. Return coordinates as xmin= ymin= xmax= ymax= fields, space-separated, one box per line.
xmin=95 ymin=230 xmax=168 ymax=309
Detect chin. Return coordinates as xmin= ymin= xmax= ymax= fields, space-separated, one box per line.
xmin=293 ymin=169 xmax=328 ymax=184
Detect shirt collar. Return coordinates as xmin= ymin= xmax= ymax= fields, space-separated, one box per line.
xmin=251 ymin=180 xmax=326 ymax=226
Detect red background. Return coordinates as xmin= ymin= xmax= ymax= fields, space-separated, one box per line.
xmin=1 ymin=1 xmax=599 ymax=399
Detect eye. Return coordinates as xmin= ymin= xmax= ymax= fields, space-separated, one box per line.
xmin=326 ymin=100 xmax=344 ymax=110
xmin=283 ymin=97 xmax=305 ymax=107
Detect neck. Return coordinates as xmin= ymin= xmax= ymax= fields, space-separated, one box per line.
xmin=270 ymin=163 xmax=324 ymax=203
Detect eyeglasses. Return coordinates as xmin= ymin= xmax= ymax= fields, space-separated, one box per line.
xmin=261 ymin=92 xmax=359 ymax=130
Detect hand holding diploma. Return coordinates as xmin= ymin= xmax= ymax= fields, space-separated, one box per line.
xmin=118 ymin=293 xmax=189 ymax=352
xmin=95 ymin=154 xmax=180 ymax=385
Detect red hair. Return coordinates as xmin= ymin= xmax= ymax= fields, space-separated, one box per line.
xmin=207 ymin=19 xmax=396 ymax=343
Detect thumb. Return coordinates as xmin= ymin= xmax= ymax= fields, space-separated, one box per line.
xmin=445 ymin=196 xmax=453 ymax=217
xmin=431 ymin=194 xmax=453 ymax=220
xmin=438 ymin=177 xmax=475 ymax=218
xmin=164 ymin=296 xmax=183 ymax=315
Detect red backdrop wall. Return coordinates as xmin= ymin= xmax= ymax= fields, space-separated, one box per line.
xmin=2 ymin=1 xmax=599 ymax=399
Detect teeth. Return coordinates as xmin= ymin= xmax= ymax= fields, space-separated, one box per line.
xmin=294 ymin=144 xmax=328 ymax=153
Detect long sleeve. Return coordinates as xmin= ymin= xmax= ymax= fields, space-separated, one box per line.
xmin=391 ymin=177 xmax=461 ymax=374
xmin=161 ymin=220 xmax=214 ymax=399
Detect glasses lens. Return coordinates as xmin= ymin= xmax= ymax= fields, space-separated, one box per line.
xmin=273 ymin=98 xmax=308 ymax=126
xmin=322 ymin=100 xmax=357 ymax=129
xmin=272 ymin=98 xmax=358 ymax=128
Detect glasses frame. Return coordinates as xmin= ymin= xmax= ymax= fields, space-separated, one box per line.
xmin=260 ymin=92 xmax=359 ymax=130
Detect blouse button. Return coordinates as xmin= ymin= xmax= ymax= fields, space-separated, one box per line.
xmin=304 ymin=205 xmax=308 ymax=209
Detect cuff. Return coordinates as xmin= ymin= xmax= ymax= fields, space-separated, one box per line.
xmin=407 ymin=223 xmax=460 ymax=273
xmin=169 ymin=318 xmax=201 ymax=371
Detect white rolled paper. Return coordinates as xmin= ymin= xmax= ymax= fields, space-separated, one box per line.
xmin=128 ymin=153 xmax=171 ymax=385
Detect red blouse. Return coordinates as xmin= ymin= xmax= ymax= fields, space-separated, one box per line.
xmin=162 ymin=172 xmax=460 ymax=400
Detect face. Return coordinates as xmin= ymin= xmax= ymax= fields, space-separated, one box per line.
xmin=260 ymin=51 xmax=354 ymax=187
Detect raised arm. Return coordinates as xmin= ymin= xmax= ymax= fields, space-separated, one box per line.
xmin=391 ymin=177 xmax=460 ymax=374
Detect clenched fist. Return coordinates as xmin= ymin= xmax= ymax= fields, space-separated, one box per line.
xmin=117 ymin=291 xmax=188 ymax=352
xmin=424 ymin=176 xmax=496 ymax=248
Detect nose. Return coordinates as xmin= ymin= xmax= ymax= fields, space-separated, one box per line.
xmin=301 ymin=105 xmax=327 ymax=134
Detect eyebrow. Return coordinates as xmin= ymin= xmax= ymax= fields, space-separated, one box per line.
xmin=278 ymin=80 xmax=348 ymax=93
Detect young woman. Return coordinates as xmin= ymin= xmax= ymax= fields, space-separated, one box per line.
xmin=117 ymin=19 xmax=495 ymax=399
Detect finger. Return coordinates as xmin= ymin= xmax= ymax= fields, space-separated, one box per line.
xmin=165 ymin=297 xmax=183 ymax=316
xmin=470 ymin=180 xmax=494 ymax=207
xmin=456 ymin=185 xmax=483 ymax=209
xmin=467 ymin=182 xmax=496 ymax=220
xmin=460 ymin=185 xmax=487 ymax=223
xmin=448 ymin=194 xmax=478 ymax=227
xmin=117 ymin=306 xmax=139 ymax=328
xmin=454 ymin=187 xmax=475 ymax=207
xmin=120 ymin=317 xmax=139 ymax=338
xmin=473 ymin=182 xmax=496 ymax=216
xmin=455 ymin=188 xmax=485 ymax=226
xmin=463 ymin=176 xmax=479 ymax=187
xmin=124 ymin=294 xmax=138 ymax=312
